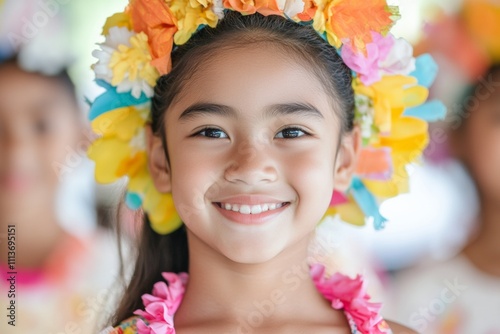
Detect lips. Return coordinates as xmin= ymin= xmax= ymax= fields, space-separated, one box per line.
xmin=0 ymin=174 xmax=33 ymax=193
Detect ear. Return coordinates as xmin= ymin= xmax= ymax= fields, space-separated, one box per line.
xmin=333 ymin=126 xmax=361 ymax=192
xmin=146 ymin=125 xmax=172 ymax=193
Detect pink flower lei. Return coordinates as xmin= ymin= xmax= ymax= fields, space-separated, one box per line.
xmin=133 ymin=265 xmax=391 ymax=334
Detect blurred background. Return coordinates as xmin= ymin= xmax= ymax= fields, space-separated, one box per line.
xmin=0 ymin=0 xmax=499 ymax=333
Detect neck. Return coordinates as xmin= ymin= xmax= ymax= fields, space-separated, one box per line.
xmin=462 ymin=197 xmax=500 ymax=276
xmin=175 ymin=231 xmax=345 ymax=331
xmin=0 ymin=202 xmax=65 ymax=269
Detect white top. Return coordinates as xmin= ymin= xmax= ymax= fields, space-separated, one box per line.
xmin=384 ymin=254 xmax=500 ymax=334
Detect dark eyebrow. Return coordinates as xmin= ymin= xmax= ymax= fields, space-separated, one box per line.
xmin=178 ymin=102 xmax=324 ymax=121
xmin=178 ymin=103 xmax=236 ymax=121
xmin=265 ymin=102 xmax=324 ymax=119
xmin=29 ymin=98 xmax=62 ymax=115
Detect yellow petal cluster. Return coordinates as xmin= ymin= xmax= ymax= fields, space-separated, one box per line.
xmin=88 ymin=107 xmax=182 ymax=234
xmin=110 ymin=32 xmax=160 ymax=89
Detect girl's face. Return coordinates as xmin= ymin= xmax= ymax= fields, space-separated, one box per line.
xmin=149 ymin=45 xmax=358 ymax=264
xmin=0 ymin=62 xmax=81 ymax=218
xmin=456 ymin=71 xmax=500 ymax=204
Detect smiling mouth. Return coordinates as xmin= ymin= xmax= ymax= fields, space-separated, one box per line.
xmin=214 ymin=202 xmax=290 ymax=215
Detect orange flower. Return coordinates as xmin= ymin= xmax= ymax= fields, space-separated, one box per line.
xmin=223 ymin=0 xmax=258 ymax=14
xmin=296 ymin=0 xmax=317 ymax=21
xmin=223 ymin=0 xmax=282 ymax=16
xmin=128 ymin=0 xmax=179 ymax=74
xmin=325 ymin=0 xmax=397 ymax=51
xmin=255 ymin=0 xmax=281 ymax=16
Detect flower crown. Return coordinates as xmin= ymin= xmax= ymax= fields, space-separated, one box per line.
xmin=88 ymin=0 xmax=446 ymax=234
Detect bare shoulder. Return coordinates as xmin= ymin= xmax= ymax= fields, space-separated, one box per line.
xmin=386 ymin=320 xmax=418 ymax=334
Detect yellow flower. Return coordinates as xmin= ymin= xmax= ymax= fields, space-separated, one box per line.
xmin=363 ymin=116 xmax=429 ymax=198
xmin=354 ymin=75 xmax=428 ymax=136
xmin=324 ymin=196 xmax=365 ymax=226
xmin=102 ymin=12 xmax=133 ymax=36
xmin=352 ymin=75 xmax=430 ymax=198
xmin=109 ymin=32 xmax=160 ymax=98
xmin=88 ymin=107 xmax=181 ymax=234
xmin=168 ymin=0 xmax=220 ymax=45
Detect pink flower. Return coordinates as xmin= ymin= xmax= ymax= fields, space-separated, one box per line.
xmin=341 ymin=32 xmax=415 ymax=86
xmin=341 ymin=32 xmax=394 ymax=85
xmin=311 ymin=264 xmax=388 ymax=334
xmin=134 ymin=272 xmax=188 ymax=334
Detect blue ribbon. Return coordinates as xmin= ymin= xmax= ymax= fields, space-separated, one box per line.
xmin=125 ymin=192 xmax=143 ymax=210
xmin=88 ymin=80 xmax=150 ymax=121
xmin=350 ymin=177 xmax=387 ymax=230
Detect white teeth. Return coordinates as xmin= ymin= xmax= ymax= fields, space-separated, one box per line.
xmin=218 ymin=202 xmax=286 ymax=214
xmin=251 ymin=205 xmax=262 ymax=214
xmin=239 ymin=205 xmax=251 ymax=214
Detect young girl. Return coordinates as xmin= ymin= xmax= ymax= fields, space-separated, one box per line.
xmin=387 ymin=64 xmax=500 ymax=333
xmin=90 ymin=1 xmax=442 ymax=333
xmin=0 ymin=2 xmax=119 ymax=330
xmin=0 ymin=54 xmax=109 ymax=333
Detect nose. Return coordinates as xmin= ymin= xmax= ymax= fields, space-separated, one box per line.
xmin=0 ymin=126 xmax=36 ymax=170
xmin=224 ymin=140 xmax=278 ymax=185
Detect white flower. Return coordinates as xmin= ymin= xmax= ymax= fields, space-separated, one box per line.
xmin=114 ymin=79 xmax=154 ymax=100
xmin=355 ymin=94 xmax=374 ymax=140
xmin=130 ymin=127 xmax=147 ymax=153
xmin=92 ymin=27 xmax=134 ymax=85
xmin=277 ymin=0 xmax=305 ymax=18
xmin=212 ymin=0 xmax=225 ymax=20
xmin=379 ymin=36 xmax=416 ymax=76
xmin=92 ymin=27 xmax=158 ymax=99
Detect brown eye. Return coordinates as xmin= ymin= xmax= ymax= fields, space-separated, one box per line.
xmin=34 ymin=118 xmax=53 ymax=135
xmin=195 ymin=127 xmax=228 ymax=139
xmin=275 ymin=127 xmax=308 ymax=139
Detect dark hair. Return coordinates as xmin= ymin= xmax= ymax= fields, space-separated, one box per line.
xmin=0 ymin=55 xmax=77 ymax=102
xmin=111 ymin=10 xmax=354 ymax=326
xmin=453 ymin=63 xmax=500 ymax=131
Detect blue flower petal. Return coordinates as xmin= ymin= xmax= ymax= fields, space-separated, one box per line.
xmin=404 ymin=99 xmax=447 ymax=121
xmin=89 ymin=80 xmax=150 ymax=121
xmin=350 ymin=177 xmax=387 ymax=230
xmin=125 ymin=192 xmax=143 ymax=210
xmin=410 ymin=54 xmax=438 ymax=88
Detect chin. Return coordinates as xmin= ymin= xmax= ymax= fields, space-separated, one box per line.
xmin=216 ymin=235 xmax=297 ymax=265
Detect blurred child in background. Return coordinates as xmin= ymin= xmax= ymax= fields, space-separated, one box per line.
xmin=386 ymin=1 xmax=500 ymax=330
xmin=388 ymin=63 xmax=500 ymax=334
xmin=0 ymin=1 xmax=124 ymax=332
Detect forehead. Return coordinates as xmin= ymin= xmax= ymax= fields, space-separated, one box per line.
xmin=0 ymin=62 xmax=74 ymax=117
xmin=168 ymin=44 xmax=336 ymax=119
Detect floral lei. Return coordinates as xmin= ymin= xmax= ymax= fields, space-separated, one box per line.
xmin=88 ymin=0 xmax=446 ymax=234
xmin=103 ymin=264 xmax=391 ymax=334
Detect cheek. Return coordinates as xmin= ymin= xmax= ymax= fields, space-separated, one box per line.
xmin=168 ymin=144 xmax=220 ymax=221
xmin=465 ymin=120 xmax=500 ymax=197
xmin=284 ymin=144 xmax=336 ymax=219
xmin=41 ymin=124 xmax=82 ymax=183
